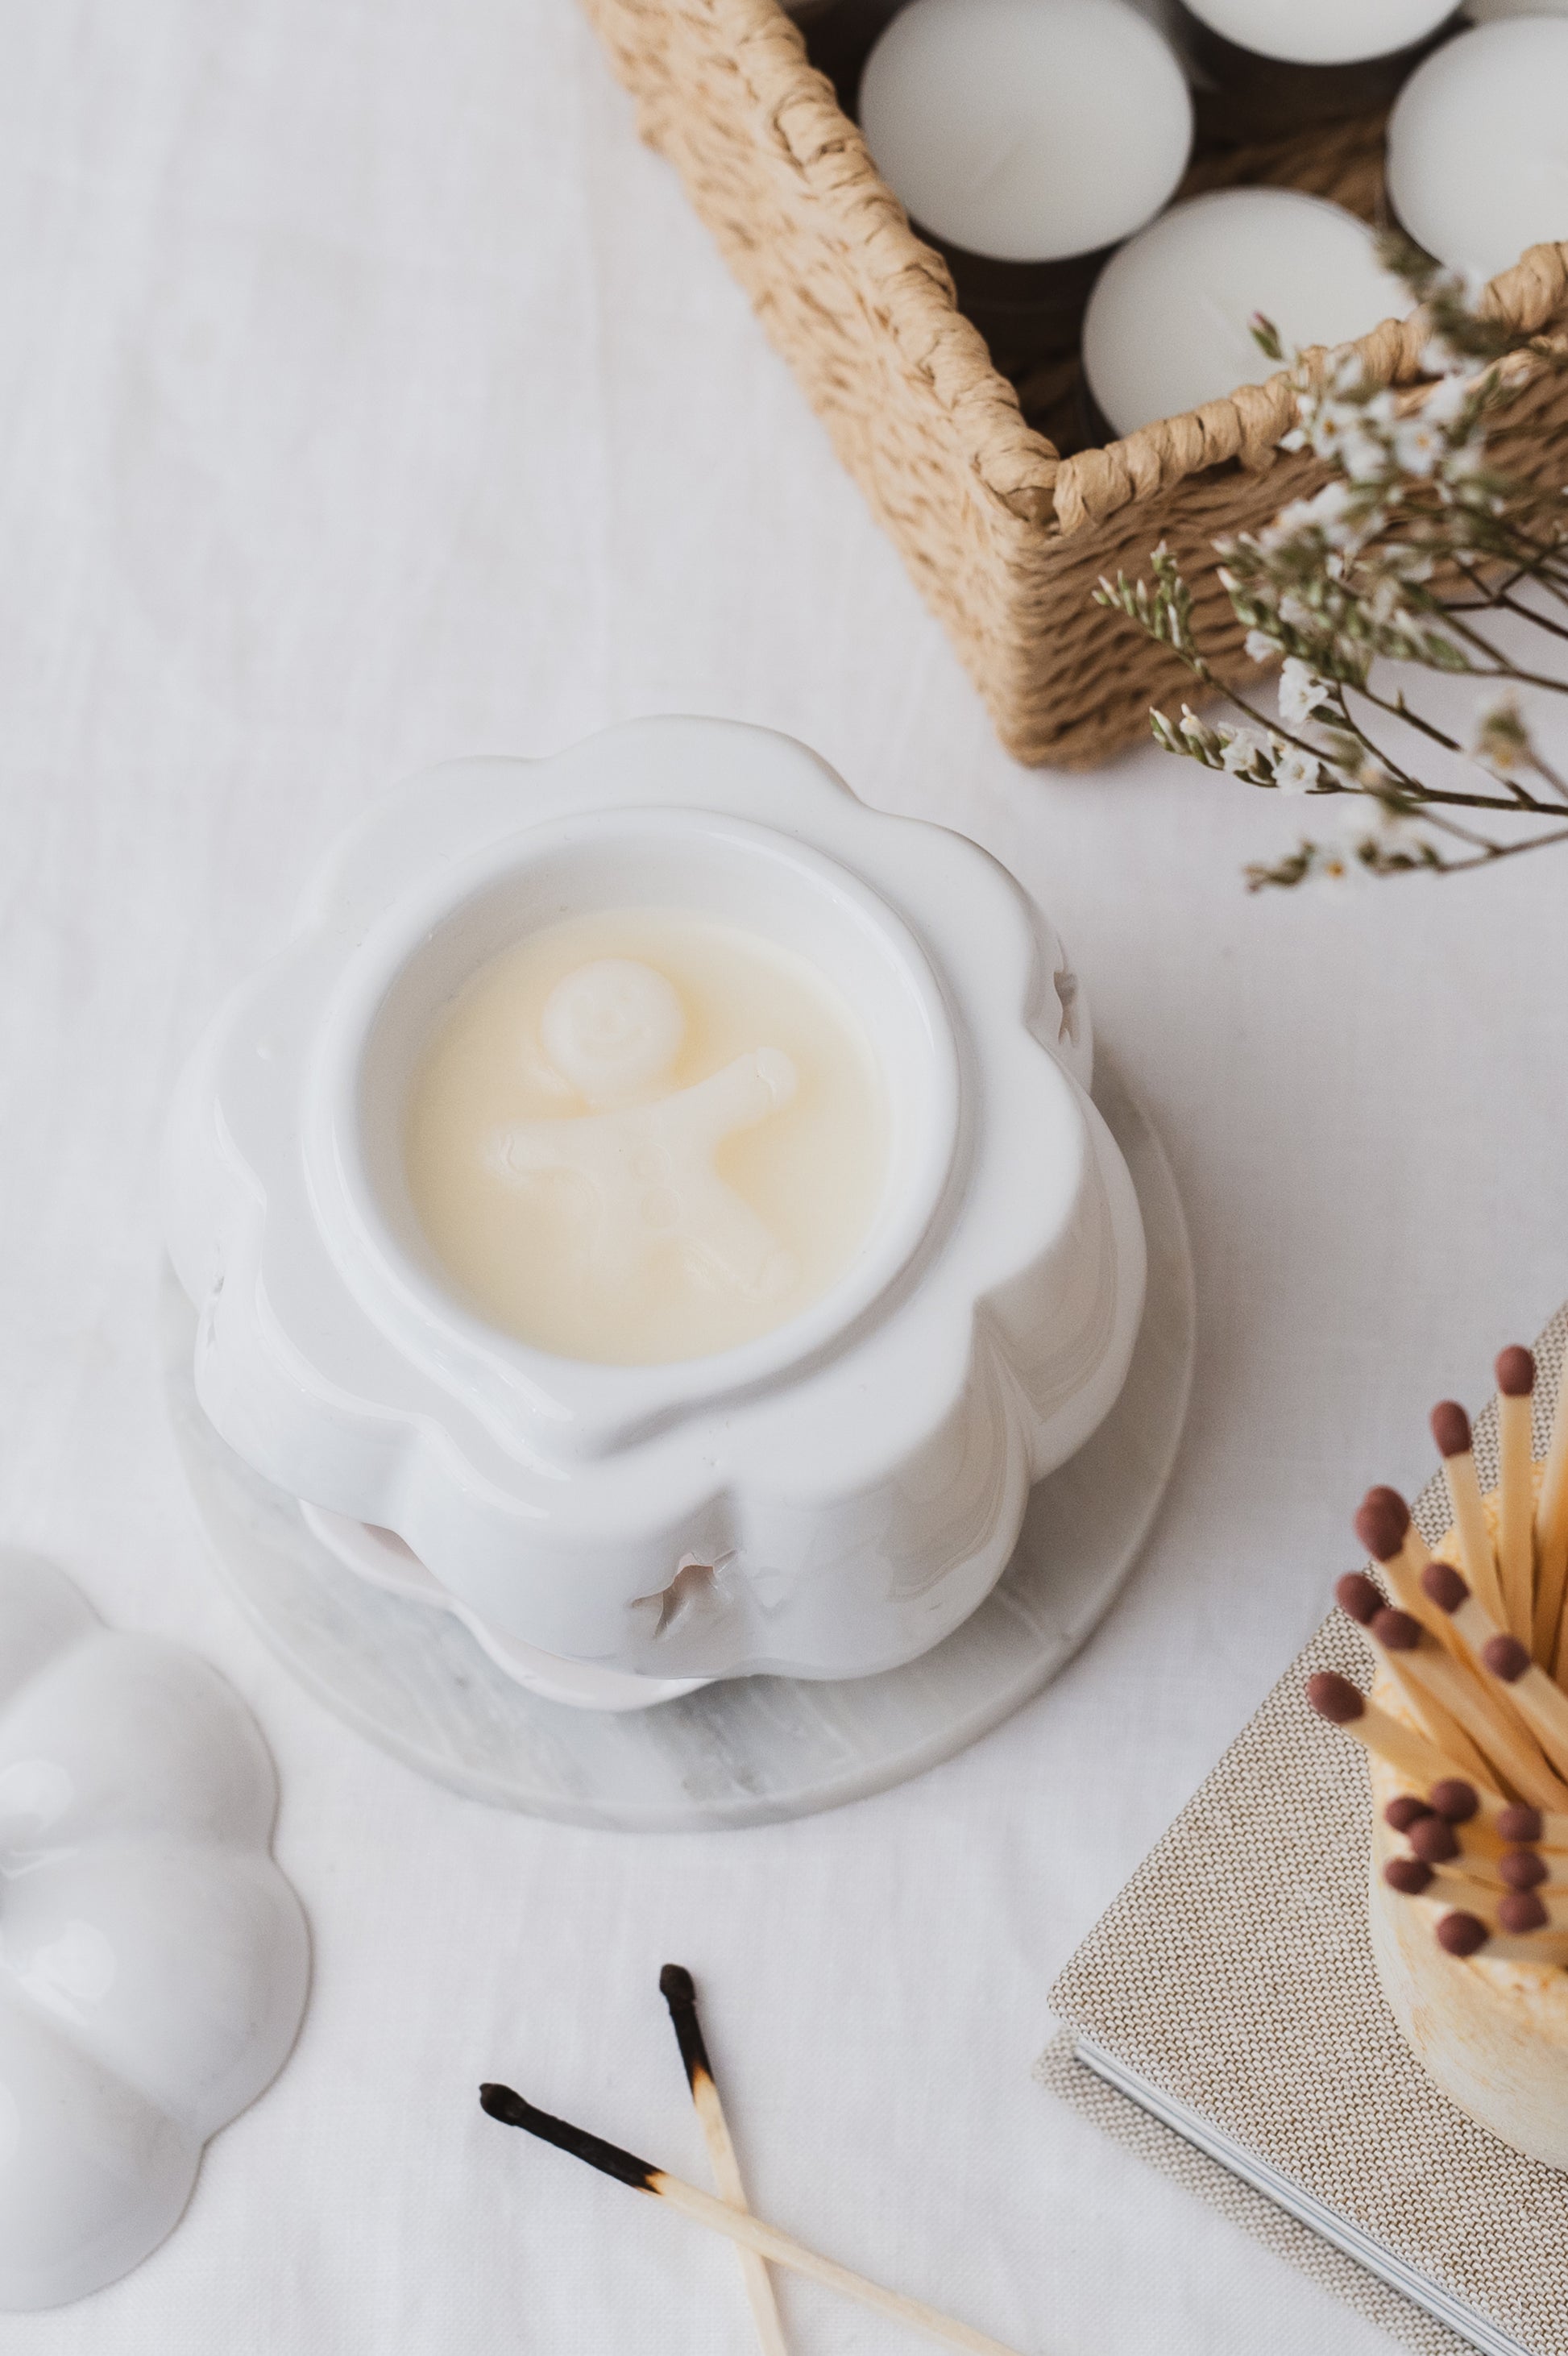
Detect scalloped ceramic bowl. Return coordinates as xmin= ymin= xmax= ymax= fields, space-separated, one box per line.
xmin=0 ymin=1552 xmax=308 ymax=2310
xmin=164 ymin=719 xmax=1146 ymax=1705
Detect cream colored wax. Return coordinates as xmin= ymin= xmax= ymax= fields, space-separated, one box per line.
xmin=404 ymin=910 xmax=890 ymax=1364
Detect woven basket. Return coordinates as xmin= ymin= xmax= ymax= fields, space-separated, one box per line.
xmin=578 ymin=0 xmax=1568 ymax=768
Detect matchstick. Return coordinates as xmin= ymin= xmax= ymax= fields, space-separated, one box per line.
xmin=1487 ymin=1887 xmax=1568 ymax=1933
xmin=1409 ymin=1844 xmax=1568 ymax=1894
xmin=1535 ymin=1359 xmax=1568 ymax=1665
xmin=1334 ymin=1575 xmax=1495 ymax=1788
xmin=1431 ymin=1403 xmax=1509 ymax=1628
xmin=659 ymin=1966 xmax=787 ymax=2356
xmin=1354 ymin=1490 xmax=1466 ymax=1664
xmin=1495 ymin=1349 xmax=1537 ymax=1648
xmin=1496 ymin=1847 xmax=1562 ymax=1890
xmin=478 ymin=2086 xmax=1029 ymax=2356
xmin=1382 ymin=1854 xmax=1500 ymax=1906
xmin=1403 ymin=1847 xmax=1563 ymax=1903
xmin=1400 ymin=1831 xmax=1533 ymax=1885
xmin=1421 ymin=1561 xmax=1568 ymax=1794
xmin=1363 ymin=1602 xmax=1568 ymax=1811
xmin=1379 ymin=1794 xmax=1566 ymax=1889
xmin=1383 ymin=1784 xmax=1568 ymax=1854
xmin=1445 ymin=1925 xmax=1568 ymax=1965
xmin=1305 ymin=1672 xmax=1480 ymax=1793
xmin=1388 ymin=1881 xmax=1568 ymax=1965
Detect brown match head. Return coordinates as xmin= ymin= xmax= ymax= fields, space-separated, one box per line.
xmin=1408 ymin=1814 xmax=1460 ymax=1864
xmin=1383 ymin=1856 xmax=1434 ymax=1895
xmin=1354 ymin=1489 xmax=1410 ymax=1564
xmin=1500 ymin=1848 xmax=1549 ymax=1891
xmin=1429 ymin=1779 xmax=1479 ymax=1824
xmin=1385 ymin=1794 xmax=1433 ymax=1833
xmin=658 ymin=1964 xmax=695 ymax=2006
xmin=1499 ymin=1889 xmax=1549 ymax=1935
xmin=1436 ymin=1911 xmax=1489 ymax=1957
xmin=1335 ymin=1571 xmax=1383 ymax=1625
xmin=1496 ymin=1346 xmax=1536 ymax=1398
xmin=1499 ymin=1804 xmax=1545 ymax=1844
xmin=1370 ymin=1607 xmax=1421 ymax=1653
xmin=1421 ymin=1560 xmax=1469 ymax=1616
xmin=1306 ymin=1671 xmax=1365 ymax=1725
xmin=1483 ymin=1634 xmax=1532 ymax=1684
xmin=1430 ymin=1401 xmax=1472 ymax=1459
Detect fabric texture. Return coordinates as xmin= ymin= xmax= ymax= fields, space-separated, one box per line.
xmin=1044 ymin=1310 xmax=1568 ymax=2356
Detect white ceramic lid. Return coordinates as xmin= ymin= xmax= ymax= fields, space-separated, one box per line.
xmin=0 ymin=1553 xmax=307 ymax=2310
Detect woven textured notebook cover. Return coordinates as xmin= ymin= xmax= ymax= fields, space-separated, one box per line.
xmin=1041 ymin=1305 xmax=1568 ymax=2356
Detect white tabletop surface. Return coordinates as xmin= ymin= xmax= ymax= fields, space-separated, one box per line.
xmin=6 ymin=5 xmax=1568 ymax=2351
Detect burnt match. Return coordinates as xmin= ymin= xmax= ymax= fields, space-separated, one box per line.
xmin=478 ymin=2085 xmax=1030 ymax=2356
xmin=659 ymin=1966 xmax=786 ymax=2356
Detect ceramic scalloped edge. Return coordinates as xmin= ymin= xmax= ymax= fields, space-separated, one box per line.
xmin=164 ymin=718 xmax=1147 ymax=1682
xmin=0 ymin=1552 xmax=309 ymax=2311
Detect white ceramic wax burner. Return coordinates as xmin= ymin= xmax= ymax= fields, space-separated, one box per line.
xmin=165 ymin=720 xmax=1146 ymax=1713
xmin=0 ymin=1553 xmax=307 ymax=2310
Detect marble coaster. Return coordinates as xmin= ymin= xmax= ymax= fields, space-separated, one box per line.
xmin=162 ymin=1054 xmax=1194 ymax=1831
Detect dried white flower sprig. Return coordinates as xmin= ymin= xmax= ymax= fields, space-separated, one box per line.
xmin=1096 ymin=241 xmax=1568 ymax=890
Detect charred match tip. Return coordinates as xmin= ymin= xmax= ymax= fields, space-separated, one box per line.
xmin=1429 ymin=1778 xmax=1479 ymax=1824
xmin=1499 ymin=1889 xmax=1549 ymax=1935
xmin=1500 ymin=1848 xmax=1549 ymax=1891
xmin=1496 ymin=1346 xmax=1536 ymax=1398
xmin=1430 ymin=1401 xmax=1473 ymax=1459
xmin=1307 ymin=1671 xmax=1364 ymax=1724
xmin=1437 ymin=1911 xmax=1489 ymax=1957
xmin=1370 ymin=1606 xmax=1421 ymax=1653
xmin=1421 ymin=1560 xmax=1469 ymax=1615
xmin=479 ymin=2082 xmax=535 ymax=2126
xmin=1383 ymin=1856 xmax=1434 ymax=1895
xmin=658 ymin=1962 xmax=711 ymax=2093
xmin=477 ymin=2084 xmax=658 ymax=2192
xmin=1408 ymin=1814 xmax=1460 ymax=1864
xmin=1335 ymin=1571 xmax=1383 ymax=1625
xmin=1354 ymin=1489 xmax=1410 ymax=1563
xmin=1483 ymin=1633 xmax=1532 ymax=1684
xmin=1385 ymin=1794 xmax=1433 ymax=1833
xmin=1499 ymin=1803 xmax=1545 ymax=1844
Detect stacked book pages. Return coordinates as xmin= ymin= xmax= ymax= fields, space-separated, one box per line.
xmin=1042 ymin=1313 xmax=1568 ymax=2356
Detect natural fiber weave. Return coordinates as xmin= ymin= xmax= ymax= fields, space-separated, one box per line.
xmin=1041 ymin=1306 xmax=1568 ymax=2355
xmin=576 ymin=0 xmax=1568 ymax=766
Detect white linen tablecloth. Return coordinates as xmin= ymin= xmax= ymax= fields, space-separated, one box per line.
xmin=4 ymin=6 xmax=1568 ymax=2350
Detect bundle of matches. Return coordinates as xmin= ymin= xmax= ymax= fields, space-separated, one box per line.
xmin=1308 ymin=1345 xmax=1568 ymax=1968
